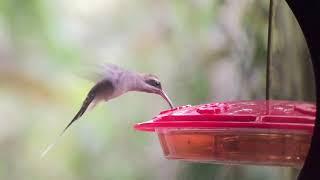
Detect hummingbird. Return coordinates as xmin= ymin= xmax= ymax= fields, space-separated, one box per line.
xmin=41 ymin=63 xmax=174 ymax=157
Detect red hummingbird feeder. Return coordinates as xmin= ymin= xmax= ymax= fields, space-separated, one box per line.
xmin=134 ymin=100 xmax=315 ymax=167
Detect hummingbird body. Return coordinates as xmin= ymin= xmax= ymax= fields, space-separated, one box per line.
xmin=41 ymin=64 xmax=174 ymax=157
xmin=63 ymin=64 xmax=173 ymax=134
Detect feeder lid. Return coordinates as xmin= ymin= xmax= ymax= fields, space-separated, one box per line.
xmin=134 ymin=100 xmax=315 ymax=132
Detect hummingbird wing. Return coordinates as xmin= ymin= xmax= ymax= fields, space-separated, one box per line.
xmin=80 ymin=63 xmax=132 ymax=83
xmin=41 ymin=79 xmax=114 ymax=158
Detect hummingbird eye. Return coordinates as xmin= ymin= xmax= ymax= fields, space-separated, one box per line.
xmin=146 ymin=79 xmax=162 ymax=89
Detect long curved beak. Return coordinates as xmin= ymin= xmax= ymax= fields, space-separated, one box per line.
xmin=159 ymin=90 xmax=174 ymax=109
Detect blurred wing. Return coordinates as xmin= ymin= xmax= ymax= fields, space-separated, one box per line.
xmin=101 ymin=63 xmax=128 ymax=75
xmin=75 ymin=63 xmax=132 ymax=83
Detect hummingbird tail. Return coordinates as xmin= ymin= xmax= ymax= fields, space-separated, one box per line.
xmin=41 ymin=79 xmax=114 ymax=158
xmin=40 ymin=90 xmax=96 ymax=158
xmin=61 ymin=90 xmax=96 ymax=136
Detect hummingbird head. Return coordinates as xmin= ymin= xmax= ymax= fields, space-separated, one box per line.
xmin=140 ymin=74 xmax=174 ymax=109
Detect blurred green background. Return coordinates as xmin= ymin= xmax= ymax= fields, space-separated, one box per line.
xmin=0 ymin=0 xmax=314 ymax=179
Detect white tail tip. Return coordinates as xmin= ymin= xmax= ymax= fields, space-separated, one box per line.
xmin=40 ymin=143 xmax=55 ymax=158
xmin=40 ymin=132 xmax=65 ymax=159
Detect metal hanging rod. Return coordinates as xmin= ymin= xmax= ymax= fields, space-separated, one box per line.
xmin=266 ymin=0 xmax=274 ymax=100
